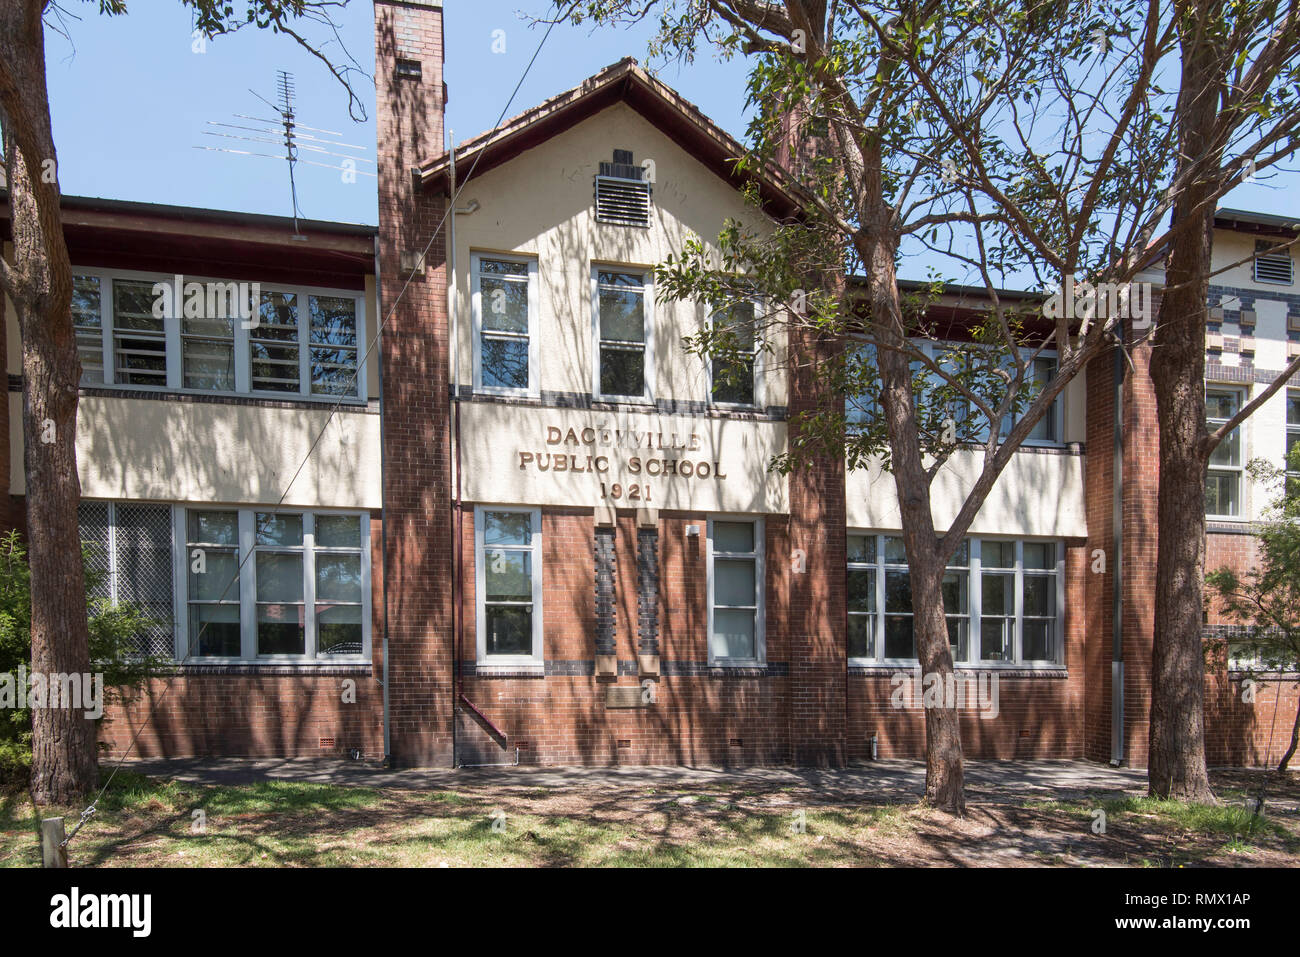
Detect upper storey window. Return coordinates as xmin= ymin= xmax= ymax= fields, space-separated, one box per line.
xmin=593 ymin=268 xmax=652 ymax=401
xmin=594 ymin=148 xmax=652 ymax=227
xmin=472 ymin=253 xmax=538 ymax=396
xmin=70 ymin=269 xmax=364 ymax=400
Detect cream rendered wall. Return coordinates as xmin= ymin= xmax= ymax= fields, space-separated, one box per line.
xmin=449 ymin=102 xmax=784 ymax=407
xmin=845 ymin=451 xmax=1087 ymax=537
xmin=7 ymin=394 xmax=380 ymax=508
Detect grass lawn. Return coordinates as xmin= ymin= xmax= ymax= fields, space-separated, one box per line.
xmin=1 ymin=769 xmax=1296 ymax=867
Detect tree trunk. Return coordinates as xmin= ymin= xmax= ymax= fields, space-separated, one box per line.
xmin=1278 ymin=697 xmax=1300 ymax=775
xmin=1146 ymin=0 xmax=1217 ymax=804
xmin=861 ymin=221 xmax=965 ymax=815
xmin=0 ymin=2 xmax=97 ymax=805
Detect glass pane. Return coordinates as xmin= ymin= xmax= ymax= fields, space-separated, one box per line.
xmin=189 ymin=510 xmax=238 ymax=545
xmin=885 ymin=570 xmax=912 ymax=613
xmin=711 ymin=608 xmax=756 ymax=659
xmin=1208 ymin=427 xmax=1240 ymax=467
xmin=883 ymin=536 xmax=908 ymax=564
xmin=318 ymin=605 xmax=363 ymax=656
xmin=716 ymin=301 xmax=755 ymax=348
xmin=598 ymin=274 xmax=645 ymax=342
xmin=316 ymin=553 xmax=362 ymax=602
xmin=1206 ymin=471 xmax=1240 ymax=516
xmin=715 ymin=558 xmax=756 ymax=607
xmin=947 ymin=618 xmax=968 ymax=662
xmin=256 ymin=513 xmax=303 ymax=547
xmin=484 ymin=511 xmax=531 ymax=547
xmin=73 ymin=277 xmax=103 ymax=385
xmin=848 ymin=614 xmax=873 ymax=659
xmin=947 ymin=540 xmax=970 ymax=567
xmin=257 ymin=609 xmax=305 ymax=655
xmin=482 ymin=336 xmax=529 ymax=389
xmin=480 ymin=275 xmax=529 ymax=333
xmin=713 ymin=521 xmax=755 ymax=553
xmin=1206 ymin=390 xmax=1239 ymax=420
xmin=256 ymin=552 xmax=304 ymax=601
xmin=982 ymin=573 xmax=1013 ymax=614
xmin=1023 ymin=619 xmax=1053 ymax=661
xmin=259 ymin=291 xmax=298 ymax=335
xmin=191 ymin=604 xmax=241 ymax=657
xmin=600 ymin=347 xmax=644 ymax=396
xmin=316 ymin=514 xmax=361 ymax=548
xmin=309 ymin=296 xmax=357 ymax=348
xmin=183 ymin=338 xmax=235 ymax=391
xmin=884 ymin=616 xmax=914 ymax=659
xmin=480 ymin=259 xmax=529 ymax=277
xmin=189 ymin=550 xmax=239 ymax=601
xmin=251 ymin=341 xmax=300 ymax=392
xmin=485 ymin=605 xmax=533 ymax=656
xmin=310 ymin=346 xmax=359 ymax=397
xmin=981 ymin=618 xmax=1013 ymax=660
xmin=847 ymin=568 xmax=875 ymax=613
xmin=847 ymin=534 xmax=875 ymax=564
xmin=712 ymin=356 xmax=755 ymax=405
xmin=941 ymin=570 xmax=967 ymax=614
xmin=485 ymin=550 xmax=532 ymax=602
xmin=1023 ymin=542 xmax=1055 ymax=570
xmin=1023 ymin=575 xmax=1055 ymax=617
xmin=113 ymin=280 xmax=165 ymax=332
xmin=1289 ymin=392 xmax=1300 ymax=426
xmin=982 ymin=541 xmax=1015 ymax=568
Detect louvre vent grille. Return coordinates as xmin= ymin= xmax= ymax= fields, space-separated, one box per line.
xmin=595 ymin=175 xmax=652 ymax=227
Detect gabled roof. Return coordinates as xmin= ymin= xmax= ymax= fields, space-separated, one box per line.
xmin=419 ymin=58 xmax=803 ymax=219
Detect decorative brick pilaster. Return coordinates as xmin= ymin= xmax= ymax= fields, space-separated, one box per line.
xmin=594 ymin=526 xmax=617 ymax=657
xmin=636 ymin=526 xmax=660 ymax=657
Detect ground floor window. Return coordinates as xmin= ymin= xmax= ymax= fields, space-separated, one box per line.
xmin=708 ymin=517 xmax=765 ymax=665
xmin=77 ymin=501 xmax=174 ymax=657
xmin=848 ymin=533 xmax=1063 ymax=666
xmin=475 ymin=507 xmax=543 ymax=666
xmin=179 ymin=508 xmax=370 ymax=661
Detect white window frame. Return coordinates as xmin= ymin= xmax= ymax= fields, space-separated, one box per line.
xmin=69 ymin=265 xmax=367 ymax=402
xmin=173 ymin=507 xmax=372 ymax=663
xmin=1286 ymin=389 xmax=1300 ymax=482
xmin=471 ymin=252 xmax=540 ymax=398
xmin=707 ymin=297 xmax=764 ymax=410
xmin=846 ymin=532 xmax=1065 ymax=668
xmin=1206 ymin=385 xmax=1246 ymax=520
xmin=591 ymin=265 xmax=654 ymax=402
xmin=474 ymin=505 xmax=544 ymax=671
xmin=706 ymin=515 xmax=766 ymax=667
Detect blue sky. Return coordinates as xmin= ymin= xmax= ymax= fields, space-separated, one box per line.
xmin=41 ymin=2 xmax=1299 ymax=286
xmin=42 ymin=1 xmax=751 ymax=228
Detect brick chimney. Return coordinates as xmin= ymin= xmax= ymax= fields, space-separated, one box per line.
xmin=373 ymin=0 xmax=453 ymax=766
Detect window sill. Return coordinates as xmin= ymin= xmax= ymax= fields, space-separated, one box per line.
xmin=848 ymin=662 xmax=1068 ymax=677
xmin=75 ymin=384 xmax=374 ymax=411
xmin=163 ymin=661 xmax=372 ymax=676
xmin=472 ymin=662 xmax=545 ymax=678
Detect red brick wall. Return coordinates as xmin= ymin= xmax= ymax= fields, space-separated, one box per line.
xmin=99 ymin=513 xmax=387 ymax=759
xmin=457 ymin=508 xmax=795 ymax=765
xmin=846 ymin=542 xmax=1089 ymax=760
xmin=374 ymin=0 xmax=454 ymax=766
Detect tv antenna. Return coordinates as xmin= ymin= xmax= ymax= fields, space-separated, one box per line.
xmin=195 ymin=69 xmax=375 ymax=236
